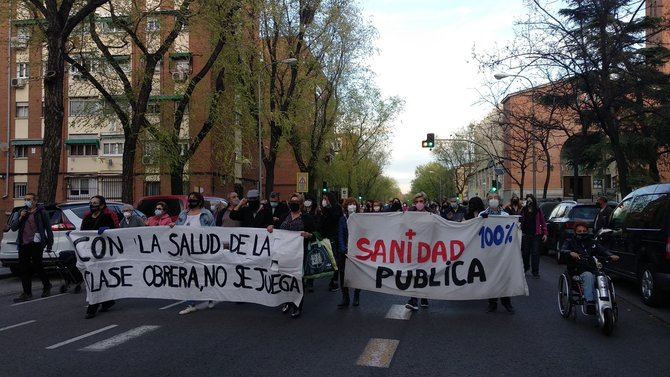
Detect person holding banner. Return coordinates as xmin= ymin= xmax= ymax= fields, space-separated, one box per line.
xmin=319 ymin=192 xmax=343 ymax=292
xmin=146 ymin=202 xmax=172 ymax=226
xmin=405 ymin=192 xmax=431 ymax=311
xmin=480 ymin=193 xmax=515 ymax=314
xmin=268 ymin=193 xmax=315 ymax=318
xmin=230 ymin=189 xmax=273 ymax=228
xmin=465 ymin=196 xmax=485 ymax=220
xmin=337 ymin=198 xmax=361 ymax=307
xmin=83 ymin=195 xmax=119 ymax=319
xmin=176 ymin=192 xmax=216 ymax=315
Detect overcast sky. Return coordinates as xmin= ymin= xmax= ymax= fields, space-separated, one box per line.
xmin=361 ymin=0 xmax=527 ymax=193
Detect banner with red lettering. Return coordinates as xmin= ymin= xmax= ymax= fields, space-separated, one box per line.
xmin=344 ymin=212 xmax=529 ymax=300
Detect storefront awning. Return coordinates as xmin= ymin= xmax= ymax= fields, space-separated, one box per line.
xmin=11 ymin=139 xmax=43 ymax=146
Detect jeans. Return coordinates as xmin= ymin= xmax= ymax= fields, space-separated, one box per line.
xmin=522 ymin=234 xmax=541 ymax=275
xmin=580 ymin=271 xmax=596 ymax=302
xmin=19 ymin=243 xmax=50 ymax=296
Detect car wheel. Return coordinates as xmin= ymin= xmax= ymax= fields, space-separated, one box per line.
xmin=639 ymin=263 xmax=669 ymax=307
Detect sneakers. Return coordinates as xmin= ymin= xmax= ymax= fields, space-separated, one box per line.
xmin=405 ymin=299 xmax=419 ymax=311
xmin=328 ymin=280 xmax=340 ymax=292
xmin=502 ymin=303 xmax=515 ymax=314
xmin=420 ymin=298 xmax=429 ymax=308
xmin=179 ymin=305 xmax=198 ymax=315
xmin=42 ymin=284 xmax=52 ymax=298
xmin=13 ymin=293 xmax=32 ymax=303
xmin=207 ymin=301 xmax=215 ymax=309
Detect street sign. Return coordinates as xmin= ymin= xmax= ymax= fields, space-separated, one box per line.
xmin=494 ymin=167 xmax=505 ymax=176
xmin=296 ymin=173 xmax=309 ymax=193
xmin=341 ymin=187 xmax=348 ymax=198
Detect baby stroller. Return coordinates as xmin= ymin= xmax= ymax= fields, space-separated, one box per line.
xmin=46 ymin=249 xmax=83 ymax=294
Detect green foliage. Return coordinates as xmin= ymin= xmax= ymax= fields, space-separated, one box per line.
xmin=410 ymin=162 xmax=456 ymax=202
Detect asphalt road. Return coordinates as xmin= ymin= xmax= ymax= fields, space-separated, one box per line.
xmin=0 ymin=257 xmax=668 ymax=377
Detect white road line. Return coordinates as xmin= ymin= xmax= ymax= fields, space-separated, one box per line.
xmin=159 ymin=300 xmax=186 ymax=310
xmin=10 ymin=293 xmax=66 ymax=307
xmin=357 ymin=338 xmax=400 ymax=368
xmin=46 ymin=325 xmax=118 ymax=350
xmin=385 ymin=304 xmax=413 ymax=320
xmin=0 ymin=320 xmax=36 ymax=332
xmin=81 ymin=326 xmax=160 ymax=352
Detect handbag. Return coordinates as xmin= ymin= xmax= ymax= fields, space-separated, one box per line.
xmin=303 ymin=233 xmax=338 ymax=280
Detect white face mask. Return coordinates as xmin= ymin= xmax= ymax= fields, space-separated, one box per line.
xmin=304 ymin=200 xmax=313 ymax=208
xmin=123 ymin=211 xmax=132 ymax=219
xmin=373 ymin=206 xmax=380 ymax=212
xmin=322 ymin=199 xmax=329 ymax=208
xmin=24 ymin=200 xmax=33 ymax=208
xmin=489 ymin=199 xmax=500 ymax=209
xmin=347 ymin=205 xmax=356 ymax=214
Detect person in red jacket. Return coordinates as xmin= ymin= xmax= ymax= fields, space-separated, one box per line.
xmin=520 ymin=194 xmax=548 ymax=278
xmin=146 ymin=201 xmax=172 ymax=226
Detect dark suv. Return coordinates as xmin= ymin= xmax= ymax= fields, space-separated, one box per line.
xmin=599 ymin=184 xmax=670 ymax=306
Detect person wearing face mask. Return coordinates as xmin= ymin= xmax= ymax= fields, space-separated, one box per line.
xmin=216 ymin=192 xmax=240 ymax=227
xmin=441 ymin=197 xmax=466 ymax=222
xmin=267 ymin=193 xmax=315 ymax=318
xmin=230 ymin=189 xmax=273 ymax=228
xmin=405 ymin=192 xmax=431 ymax=311
xmin=520 ymin=194 xmax=547 ymax=278
xmin=479 ymin=193 xmax=514 ymax=314
xmin=269 ymin=192 xmax=290 ymax=227
xmin=318 ymin=191 xmax=343 ymax=292
xmin=9 ymin=193 xmax=54 ymax=303
xmin=175 ymin=192 xmax=215 ymax=315
xmin=147 ymin=202 xmax=172 ymax=226
xmin=560 ymin=222 xmax=619 ymax=314
xmin=337 ymin=198 xmax=362 ymax=307
xmin=504 ymin=195 xmax=523 ymax=216
xmin=120 ymin=204 xmax=145 ymax=228
xmin=386 ymin=198 xmax=403 ymax=212
xmin=464 ymin=197 xmax=485 ymax=220
xmin=82 ymin=195 xmax=119 ymax=318
xmin=371 ymin=201 xmax=383 ymax=213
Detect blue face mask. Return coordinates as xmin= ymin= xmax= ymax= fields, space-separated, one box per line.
xmin=270 ymin=202 xmax=279 ymax=208
xmin=155 ymin=209 xmax=163 ymax=217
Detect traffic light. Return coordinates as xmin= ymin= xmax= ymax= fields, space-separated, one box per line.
xmin=322 ymin=181 xmax=328 ymax=193
xmin=490 ymin=179 xmax=500 ymax=193
xmin=358 ymin=195 xmax=363 ymax=201
xmin=422 ymin=133 xmax=435 ymax=149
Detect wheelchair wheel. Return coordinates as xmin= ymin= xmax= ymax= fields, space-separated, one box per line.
xmin=557 ymin=274 xmax=573 ymax=318
xmin=602 ymin=308 xmax=615 ymax=336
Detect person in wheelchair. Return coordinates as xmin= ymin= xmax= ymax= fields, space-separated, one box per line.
xmin=559 ymin=222 xmax=619 ymax=314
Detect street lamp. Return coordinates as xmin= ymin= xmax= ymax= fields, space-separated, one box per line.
xmin=258 ymin=57 xmax=298 ymax=198
xmin=494 ymin=72 xmax=538 ymax=198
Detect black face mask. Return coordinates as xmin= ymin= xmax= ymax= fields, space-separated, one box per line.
xmin=575 ymin=233 xmax=590 ymax=241
xmin=289 ymin=202 xmax=300 ymax=212
xmin=90 ymin=204 xmax=100 ymax=213
xmin=248 ymin=200 xmax=260 ymax=210
xmin=188 ymin=200 xmax=200 ymax=209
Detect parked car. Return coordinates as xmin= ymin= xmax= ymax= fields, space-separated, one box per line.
xmin=136 ymin=195 xmax=225 ymax=222
xmin=546 ymin=201 xmax=617 ymax=254
xmin=538 ymin=201 xmax=560 ymax=222
xmin=0 ymin=202 xmax=146 ymax=275
xmin=598 ymin=184 xmax=670 ymax=306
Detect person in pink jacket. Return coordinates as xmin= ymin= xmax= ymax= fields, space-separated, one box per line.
xmin=520 ymin=194 xmax=548 ymax=278
xmin=146 ymin=201 xmax=172 ymax=226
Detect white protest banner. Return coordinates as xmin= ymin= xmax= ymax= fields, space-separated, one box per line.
xmin=68 ymin=226 xmax=305 ymax=306
xmin=344 ymin=212 xmax=529 ymax=300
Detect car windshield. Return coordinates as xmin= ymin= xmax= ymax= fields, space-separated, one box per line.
xmin=138 ymin=199 xmax=182 ymax=217
xmin=569 ymin=206 xmax=599 ymax=220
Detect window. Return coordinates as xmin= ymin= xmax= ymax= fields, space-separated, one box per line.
xmin=627 ymin=194 xmax=669 ymax=229
xmin=69 ymin=144 xmax=98 ymax=156
xmin=13 ymin=183 xmax=27 ymax=199
xmin=568 ymin=206 xmax=599 ymax=220
xmin=146 ymin=17 xmax=160 ymax=32
xmin=100 ymin=20 xmax=121 ymax=34
xmin=17 ymin=62 xmax=29 ymax=78
xmin=610 ymin=198 xmax=632 ymax=230
xmin=14 ymin=146 xmax=27 ymax=158
xmin=69 ymin=98 xmax=100 ymax=117
xmin=102 ymin=142 xmax=124 ymax=156
xmin=68 ymin=178 xmax=93 ymax=199
xmin=145 ymin=182 xmax=160 ymax=196
xmin=180 ymin=142 xmax=188 ymax=156
xmin=16 ymin=102 xmax=29 ymax=118
xmin=174 ymin=59 xmax=190 ymax=73
xmin=147 ymin=102 xmax=160 ymax=114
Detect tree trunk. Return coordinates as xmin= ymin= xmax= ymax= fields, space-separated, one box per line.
xmin=543 ymin=146 xmax=551 ymax=199
xmin=264 ymin=159 xmax=275 ymax=199
xmin=38 ymin=36 xmax=67 ymax=204
xmin=170 ymin=161 xmax=185 ymax=195
xmin=121 ymin=120 xmax=140 ymax=204
xmin=610 ymin=139 xmax=631 ymax=197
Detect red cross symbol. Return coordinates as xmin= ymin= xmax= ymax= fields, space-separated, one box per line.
xmin=405 ymin=229 xmax=416 ymax=240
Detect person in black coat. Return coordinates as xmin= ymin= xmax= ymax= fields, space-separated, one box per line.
xmin=10 ymin=193 xmax=54 ymax=302
xmin=318 ymin=191 xmax=342 ymax=291
xmin=229 ymin=189 xmax=273 ymax=228
xmin=82 ymin=195 xmax=119 ymax=319
xmin=594 ymin=196 xmax=613 ymax=232
xmin=269 ymin=191 xmax=290 ymax=227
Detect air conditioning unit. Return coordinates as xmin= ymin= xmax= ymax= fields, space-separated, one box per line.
xmin=142 ymin=155 xmax=154 ymax=165
xmin=10 ymin=36 xmax=29 ymax=49
xmin=10 ymin=78 xmax=27 ymax=88
xmin=172 ymin=71 xmax=187 ymax=82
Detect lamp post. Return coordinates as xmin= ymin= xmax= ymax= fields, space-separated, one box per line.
xmin=494 ymin=72 xmax=538 ymax=198
xmin=257 ymin=57 xmax=298 ymax=198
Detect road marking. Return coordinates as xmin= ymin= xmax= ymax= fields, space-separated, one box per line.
xmin=10 ymin=293 xmax=66 ymax=307
xmin=46 ymin=325 xmax=118 ymax=350
xmin=0 ymin=320 xmax=36 ymax=332
xmin=81 ymin=326 xmax=160 ymax=352
xmin=159 ymin=300 xmax=186 ymax=310
xmin=356 ymin=338 xmax=400 ymax=368
xmin=385 ymin=304 xmax=413 ymax=320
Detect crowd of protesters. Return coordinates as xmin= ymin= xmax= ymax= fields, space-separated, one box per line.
xmin=9 ymin=187 xmax=563 ymax=320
